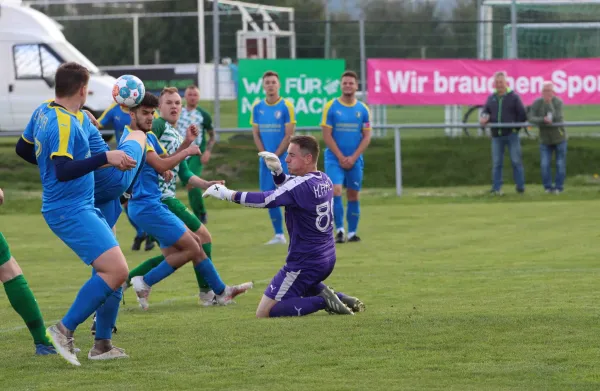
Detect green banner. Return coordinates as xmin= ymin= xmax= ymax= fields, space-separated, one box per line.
xmin=237 ymin=59 xmax=346 ymax=128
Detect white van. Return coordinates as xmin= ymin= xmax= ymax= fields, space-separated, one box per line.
xmin=0 ymin=0 xmax=116 ymax=133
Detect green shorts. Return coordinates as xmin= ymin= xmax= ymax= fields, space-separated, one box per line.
xmin=162 ymin=197 xmax=201 ymax=232
xmin=0 ymin=232 xmax=12 ymax=266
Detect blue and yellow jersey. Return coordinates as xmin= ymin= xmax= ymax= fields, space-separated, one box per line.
xmin=321 ymin=98 xmax=371 ymax=161
xmin=125 ymin=127 xmax=167 ymax=202
xmin=22 ymin=102 xmax=94 ymax=213
xmin=97 ymin=103 xmax=131 ymax=140
xmin=250 ymin=98 xmax=296 ymax=153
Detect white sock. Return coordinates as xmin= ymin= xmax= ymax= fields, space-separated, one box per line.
xmin=336 ymin=228 xmax=345 ymax=234
xmin=275 ymin=234 xmax=285 ymax=239
xmin=348 ymin=232 xmax=356 ymax=238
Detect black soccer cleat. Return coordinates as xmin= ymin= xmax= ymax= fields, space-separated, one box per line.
xmin=347 ymin=235 xmax=361 ymax=243
xmin=335 ymin=231 xmax=346 ymax=244
xmin=131 ymin=234 xmax=147 ymax=251
xmin=144 ymin=236 xmax=155 ymax=251
xmin=91 ymin=316 xmax=117 ymax=336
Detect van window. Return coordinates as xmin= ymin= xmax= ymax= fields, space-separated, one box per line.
xmin=13 ymin=44 xmax=62 ymax=80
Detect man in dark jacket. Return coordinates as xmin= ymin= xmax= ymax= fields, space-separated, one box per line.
xmin=480 ymin=71 xmax=528 ymax=195
xmin=528 ymin=81 xmax=567 ymax=194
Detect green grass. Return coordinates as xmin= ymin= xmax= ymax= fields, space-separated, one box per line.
xmin=2 ymin=187 xmax=600 ymax=389
xmin=202 ymin=100 xmax=600 ymax=139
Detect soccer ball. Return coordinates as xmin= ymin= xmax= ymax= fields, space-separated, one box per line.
xmin=112 ymin=74 xmax=145 ymax=107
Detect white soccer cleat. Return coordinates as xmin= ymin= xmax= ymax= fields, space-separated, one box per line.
xmin=199 ymin=290 xmax=216 ymax=307
xmin=265 ymin=235 xmax=287 ymax=245
xmin=46 ymin=325 xmax=81 ymax=366
xmin=215 ymin=282 xmax=254 ymax=306
xmin=131 ymin=276 xmax=151 ymax=310
xmin=88 ymin=346 xmax=129 ymax=361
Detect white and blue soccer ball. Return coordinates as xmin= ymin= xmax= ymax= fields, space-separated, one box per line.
xmin=112 ymin=74 xmax=145 ymax=107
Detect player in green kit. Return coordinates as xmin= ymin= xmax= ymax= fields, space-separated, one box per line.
xmin=126 ymin=87 xmax=251 ymax=306
xmin=177 ymin=85 xmax=215 ymax=224
xmin=0 ymin=188 xmax=56 ymax=355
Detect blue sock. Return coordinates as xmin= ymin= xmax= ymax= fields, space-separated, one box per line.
xmin=268 ymin=208 xmax=284 ymax=235
xmin=194 ymin=259 xmax=226 ymax=295
xmin=143 ymin=260 xmax=176 ymax=287
xmin=269 ymin=297 xmax=326 ymax=317
xmin=347 ymin=200 xmax=360 ymax=234
xmin=62 ymin=274 xmax=114 ymax=331
xmin=333 ymin=195 xmax=344 ymax=230
xmin=94 ymin=287 xmax=122 ymax=340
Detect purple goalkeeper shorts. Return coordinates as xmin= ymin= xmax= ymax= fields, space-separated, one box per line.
xmin=265 ymin=258 xmax=336 ymax=301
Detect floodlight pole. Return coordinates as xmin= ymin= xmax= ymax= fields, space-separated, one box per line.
xmin=213 ymin=0 xmax=220 ymax=129
xmin=198 ymin=0 xmax=205 ymax=65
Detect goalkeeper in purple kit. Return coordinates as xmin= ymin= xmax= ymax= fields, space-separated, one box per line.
xmin=203 ymin=135 xmax=365 ymax=317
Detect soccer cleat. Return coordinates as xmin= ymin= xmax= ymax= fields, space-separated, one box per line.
xmin=347 ymin=235 xmax=361 ymax=243
xmin=88 ymin=346 xmax=129 ymax=361
xmin=131 ymin=234 xmax=147 ymax=251
xmin=144 ymin=236 xmax=155 ymax=251
xmin=215 ymin=282 xmax=254 ymax=306
xmin=131 ymin=276 xmax=152 ymax=310
xmin=335 ymin=231 xmax=346 ymax=244
xmin=35 ymin=344 xmax=57 ymax=355
xmin=46 ymin=325 xmax=80 ymax=366
xmin=200 ymin=213 xmax=208 ymax=225
xmin=340 ymin=295 xmax=366 ymax=313
xmin=265 ymin=235 xmax=287 ymax=245
xmin=199 ymin=290 xmax=217 ymax=306
xmin=317 ymin=286 xmax=354 ymax=315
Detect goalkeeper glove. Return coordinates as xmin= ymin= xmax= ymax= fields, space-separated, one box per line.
xmin=202 ymin=184 xmax=235 ymax=201
xmin=258 ymin=151 xmax=283 ymax=174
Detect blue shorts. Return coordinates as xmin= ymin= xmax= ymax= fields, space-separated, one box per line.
xmin=94 ymin=140 xmax=144 ymax=204
xmin=96 ymin=199 xmax=123 ymax=229
xmin=43 ymin=205 xmax=118 ymax=265
xmin=259 ymin=154 xmax=288 ymax=192
xmin=128 ymin=200 xmax=186 ymax=249
xmin=265 ymin=258 xmax=336 ymax=301
xmin=324 ymin=155 xmax=364 ymax=191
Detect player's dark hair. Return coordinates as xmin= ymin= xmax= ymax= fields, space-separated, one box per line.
xmin=262 ymin=71 xmax=279 ymax=80
xmin=341 ymin=70 xmax=358 ymax=81
xmin=131 ymin=92 xmax=159 ymax=111
xmin=290 ymin=135 xmax=320 ymax=163
xmin=54 ymin=62 xmax=90 ymax=98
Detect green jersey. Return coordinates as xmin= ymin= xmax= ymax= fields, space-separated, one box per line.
xmin=177 ymin=106 xmax=213 ymax=152
xmin=152 ymin=117 xmax=194 ymax=200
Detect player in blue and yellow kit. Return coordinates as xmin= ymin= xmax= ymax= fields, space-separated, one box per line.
xmin=321 ymin=70 xmax=372 ymax=243
xmin=16 ymin=62 xmax=145 ymax=366
xmin=97 ymin=102 xmax=155 ymax=251
xmin=251 ymin=70 xmax=296 ymax=245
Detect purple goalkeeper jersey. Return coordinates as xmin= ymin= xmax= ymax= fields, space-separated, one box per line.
xmin=234 ymin=171 xmax=336 ymax=266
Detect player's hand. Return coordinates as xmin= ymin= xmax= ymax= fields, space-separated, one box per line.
xmin=161 ymin=170 xmax=174 ymax=182
xmin=340 ymin=157 xmax=353 ymax=170
xmin=185 ymin=144 xmax=201 ymax=157
xmin=0 ymin=188 xmax=4 ymax=206
xmin=202 ymin=183 xmax=234 ymax=201
xmin=106 ymin=150 xmax=137 ymax=171
xmin=84 ymin=110 xmax=101 ymax=127
xmin=258 ymin=151 xmax=282 ymax=172
xmin=204 ymin=180 xmax=225 ymax=189
xmin=186 ymin=124 xmax=199 ymax=143
xmin=201 ymin=150 xmax=211 ymax=164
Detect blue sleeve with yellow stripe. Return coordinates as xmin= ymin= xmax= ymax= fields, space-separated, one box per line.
xmin=361 ymin=102 xmax=372 ymax=130
xmin=49 ymin=109 xmax=76 ymax=160
xmin=98 ymin=103 xmax=116 ymax=128
xmin=22 ymin=109 xmax=39 ymax=144
xmin=147 ymin=131 xmax=167 ymax=156
xmin=321 ymin=99 xmax=335 ymax=128
xmin=283 ymin=99 xmax=296 ymax=125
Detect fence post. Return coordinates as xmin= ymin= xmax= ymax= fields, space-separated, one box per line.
xmin=510 ymin=0 xmax=518 ymax=58
xmin=394 ymin=128 xmax=403 ymax=196
xmin=198 ymin=0 xmax=205 ymax=65
xmin=133 ymin=14 xmax=139 ymax=66
xmin=213 ymin=0 xmax=220 ymax=132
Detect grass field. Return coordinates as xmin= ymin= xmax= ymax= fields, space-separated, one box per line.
xmin=202 ymin=100 xmax=600 ymax=139
xmin=2 ymin=187 xmax=600 ymax=390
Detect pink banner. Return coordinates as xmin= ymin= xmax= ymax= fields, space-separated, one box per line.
xmin=367 ymin=58 xmax=600 ymax=106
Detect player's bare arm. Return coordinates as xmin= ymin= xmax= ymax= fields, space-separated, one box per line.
xmin=176 ymin=124 xmax=199 ymax=152
xmin=322 ymin=125 xmax=345 ymax=161
xmin=274 ymin=121 xmax=295 ymax=157
xmin=347 ymin=128 xmax=372 ymax=167
xmin=146 ymin=144 xmax=200 ymax=173
xmin=252 ymin=124 xmax=266 ymax=152
xmin=201 ymin=128 xmax=216 ymax=164
xmin=0 ymin=187 xmax=4 ymax=206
